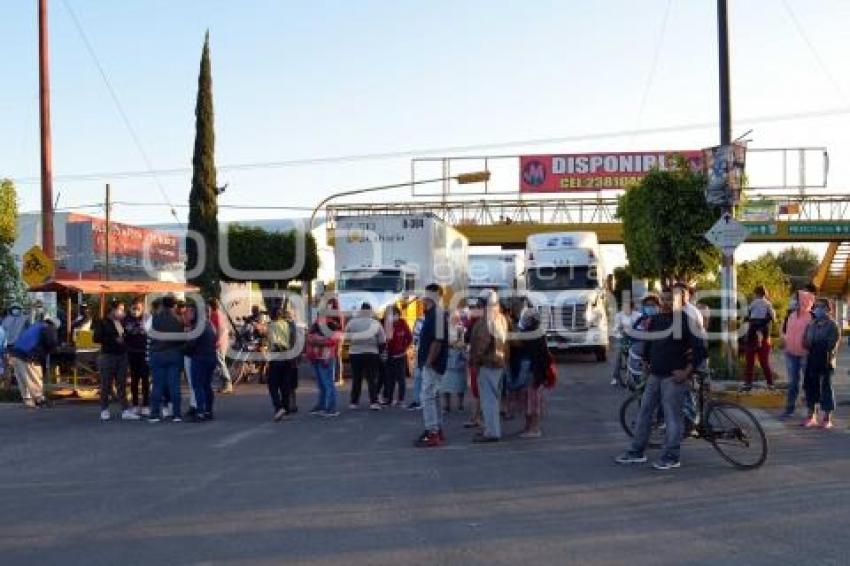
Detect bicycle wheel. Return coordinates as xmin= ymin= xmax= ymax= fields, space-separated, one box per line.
xmin=619 ymin=392 xmax=664 ymax=449
xmin=705 ymin=401 xmax=768 ymax=470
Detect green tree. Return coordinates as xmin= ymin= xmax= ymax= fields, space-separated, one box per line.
xmin=0 ymin=179 xmax=26 ymax=310
xmin=222 ymin=224 xmax=319 ymax=290
xmin=186 ymin=31 xmax=220 ymax=298
xmin=773 ymin=246 xmax=819 ymax=278
xmin=616 ymin=158 xmax=721 ymax=285
xmin=737 ymin=252 xmax=791 ymax=318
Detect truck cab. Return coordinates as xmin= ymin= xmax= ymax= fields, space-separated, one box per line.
xmin=524 ymin=232 xmax=609 ymax=361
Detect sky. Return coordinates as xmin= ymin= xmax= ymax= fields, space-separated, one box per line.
xmin=2 ymin=0 xmax=849 ymax=267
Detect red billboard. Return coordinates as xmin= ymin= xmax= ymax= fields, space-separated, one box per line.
xmin=519 ymin=150 xmax=704 ymax=193
xmin=68 ymin=213 xmax=180 ymax=265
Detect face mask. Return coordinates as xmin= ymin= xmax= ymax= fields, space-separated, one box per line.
xmin=789 ymin=299 xmax=798 ymax=311
xmin=10 ymin=308 xmax=21 ymax=316
xmin=813 ymin=306 xmax=827 ymax=319
xmin=642 ymin=305 xmax=658 ymax=316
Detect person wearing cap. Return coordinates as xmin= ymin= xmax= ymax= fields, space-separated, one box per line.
xmin=469 ymin=290 xmax=510 ymax=443
xmin=9 ymin=315 xmax=59 ymax=408
xmin=513 ymin=307 xmax=551 ymax=438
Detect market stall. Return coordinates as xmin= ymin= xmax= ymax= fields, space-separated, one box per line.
xmin=26 ymin=279 xmax=200 ymax=397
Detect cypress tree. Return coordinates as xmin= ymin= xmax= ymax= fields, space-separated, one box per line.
xmin=186 ymin=31 xmax=219 ymax=298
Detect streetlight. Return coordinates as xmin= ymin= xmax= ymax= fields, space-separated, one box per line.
xmin=306 ymin=170 xmax=490 ymax=321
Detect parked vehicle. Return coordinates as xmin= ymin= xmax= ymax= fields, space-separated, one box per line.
xmin=524 ymin=232 xmax=609 ymax=361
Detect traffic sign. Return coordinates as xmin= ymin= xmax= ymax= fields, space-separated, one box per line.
xmin=21 ymin=245 xmax=55 ymax=287
xmin=705 ymin=214 xmax=749 ymax=256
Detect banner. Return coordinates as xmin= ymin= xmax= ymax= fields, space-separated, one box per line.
xmin=704 ymin=143 xmax=747 ymax=206
xmin=519 ymin=150 xmax=703 ymax=193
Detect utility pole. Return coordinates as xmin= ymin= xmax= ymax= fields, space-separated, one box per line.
xmin=717 ymin=0 xmax=737 ymax=377
xmin=38 ymin=0 xmax=55 ymax=260
xmin=104 ymin=183 xmax=111 ymax=279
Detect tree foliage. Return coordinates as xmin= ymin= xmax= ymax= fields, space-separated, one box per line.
xmin=186 ymin=32 xmax=220 ymax=299
xmin=616 ymin=159 xmax=721 ymax=284
xmin=221 ymin=224 xmax=319 ymax=289
xmin=736 ymin=252 xmax=791 ymax=316
xmin=0 ymin=179 xmax=26 ymax=310
xmin=772 ymin=246 xmax=819 ymax=278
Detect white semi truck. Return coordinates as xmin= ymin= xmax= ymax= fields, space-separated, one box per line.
xmin=333 ymin=213 xmax=468 ymax=321
xmin=524 ymin=232 xmax=609 ymax=361
xmin=468 ymin=253 xmax=524 ymax=303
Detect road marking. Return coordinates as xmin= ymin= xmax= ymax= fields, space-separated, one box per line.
xmin=213 ymin=424 xmax=273 ymax=448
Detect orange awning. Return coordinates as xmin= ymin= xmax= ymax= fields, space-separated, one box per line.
xmin=27 ymin=279 xmax=200 ymax=296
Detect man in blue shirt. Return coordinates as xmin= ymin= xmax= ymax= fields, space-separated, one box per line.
xmin=415 ymin=283 xmax=449 ymax=448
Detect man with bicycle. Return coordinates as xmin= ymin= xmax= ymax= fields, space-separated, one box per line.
xmin=616 ymin=287 xmax=707 ymax=470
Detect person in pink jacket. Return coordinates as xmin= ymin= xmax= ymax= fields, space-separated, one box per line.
xmin=780 ymin=289 xmax=815 ymax=418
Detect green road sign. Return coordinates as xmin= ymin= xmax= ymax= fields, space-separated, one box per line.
xmin=787 ymin=223 xmax=850 ymax=235
xmin=744 ymin=223 xmax=778 ymax=236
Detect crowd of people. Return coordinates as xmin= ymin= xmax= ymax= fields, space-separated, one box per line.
xmin=0 ymin=278 xmax=844 ymax=462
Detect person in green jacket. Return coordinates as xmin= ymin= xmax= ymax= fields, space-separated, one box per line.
xmin=801 ymin=298 xmax=840 ymax=429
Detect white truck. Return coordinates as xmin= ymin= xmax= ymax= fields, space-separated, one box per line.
xmin=334 ymin=213 xmax=468 ymax=320
xmin=524 ymin=232 xmax=609 ymax=361
xmin=468 ymin=253 xmax=524 ymax=303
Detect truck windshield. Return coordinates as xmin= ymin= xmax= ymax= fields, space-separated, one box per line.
xmin=527 ymin=266 xmax=598 ymax=291
xmin=338 ymin=270 xmax=403 ymax=293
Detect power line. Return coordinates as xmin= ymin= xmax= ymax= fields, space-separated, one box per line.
xmin=630 ymin=0 xmax=673 ymax=146
xmin=11 ymin=105 xmax=850 ymax=186
xmin=780 ymin=0 xmax=847 ymax=104
xmin=59 ymin=0 xmax=182 ymax=225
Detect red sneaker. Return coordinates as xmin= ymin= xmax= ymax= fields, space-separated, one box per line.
xmin=415 ymin=431 xmax=443 ymax=448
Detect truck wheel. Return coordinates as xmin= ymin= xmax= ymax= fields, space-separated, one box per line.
xmin=595 ymin=346 xmax=608 ymax=362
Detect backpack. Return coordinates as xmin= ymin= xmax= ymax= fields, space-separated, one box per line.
xmin=14 ymin=323 xmax=43 ymax=356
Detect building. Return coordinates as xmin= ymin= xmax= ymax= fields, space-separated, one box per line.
xmin=14 ymin=212 xmax=183 ymax=281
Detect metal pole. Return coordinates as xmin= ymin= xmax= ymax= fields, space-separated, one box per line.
xmin=718 ymin=0 xmax=736 ymax=377
xmin=104 ymin=183 xmax=111 ymax=279
xmin=38 ymin=0 xmax=55 ymax=259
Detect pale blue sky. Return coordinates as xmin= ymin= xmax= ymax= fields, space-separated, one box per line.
xmin=2 ymin=0 xmax=848 ymax=251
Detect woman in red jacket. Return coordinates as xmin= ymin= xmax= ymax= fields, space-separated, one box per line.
xmin=382 ymin=305 xmax=413 ymax=406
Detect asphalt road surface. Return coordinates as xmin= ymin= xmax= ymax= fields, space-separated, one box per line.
xmin=1 ymin=355 xmax=848 ymax=566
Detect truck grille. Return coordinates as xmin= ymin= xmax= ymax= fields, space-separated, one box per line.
xmin=537 ymin=305 xmax=588 ymax=331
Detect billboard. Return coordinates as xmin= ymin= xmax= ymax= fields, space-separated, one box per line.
xmin=703 ymin=143 xmax=747 ymax=207
xmin=519 ymin=150 xmax=703 ymax=193
xmin=67 ymin=214 xmax=180 ymax=267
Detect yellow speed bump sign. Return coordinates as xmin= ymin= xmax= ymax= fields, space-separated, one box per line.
xmin=22 ymin=245 xmax=55 ymax=287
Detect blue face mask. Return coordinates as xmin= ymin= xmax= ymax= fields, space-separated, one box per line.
xmin=642 ymin=305 xmax=658 ymax=316
xmin=813 ymin=306 xmax=827 ymax=319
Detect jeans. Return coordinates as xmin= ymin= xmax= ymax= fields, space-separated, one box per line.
xmin=412 ymin=366 xmax=423 ymax=404
xmin=804 ymin=362 xmax=835 ymax=413
xmin=216 ymin=349 xmax=231 ymax=387
xmin=190 ymin=356 xmax=216 ymax=415
xmin=784 ymin=353 xmax=806 ymax=414
xmin=631 ymin=374 xmax=688 ymax=462
xmin=478 ymin=366 xmax=505 ymax=439
xmin=150 ymin=349 xmax=183 ymax=419
xmin=384 ymin=356 xmax=407 ymax=403
xmin=350 ymin=353 xmax=380 ymax=405
xmin=421 ymin=366 xmax=443 ymax=432
xmin=268 ymin=360 xmax=293 ymax=412
xmin=98 ymin=353 xmax=129 ymax=410
xmin=312 ymin=360 xmax=337 ymax=412
xmin=127 ymin=351 xmax=150 ymax=407
xmin=184 ymin=356 xmax=196 ymax=408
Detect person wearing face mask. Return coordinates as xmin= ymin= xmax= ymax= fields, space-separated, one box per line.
xmin=94 ymin=300 xmax=138 ymax=422
xmin=616 ymin=290 xmax=707 ymax=471
xmin=801 ymin=298 xmax=840 ymax=429
xmin=610 ymin=300 xmax=641 ymax=386
xmin=780 ymin=289 xmax=814 ymax=419
xmin=623 ymin=294 xmax=661 ymax=388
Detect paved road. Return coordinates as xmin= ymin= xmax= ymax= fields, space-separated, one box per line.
xmin=1 ymin=356 xmax=849 ymax=566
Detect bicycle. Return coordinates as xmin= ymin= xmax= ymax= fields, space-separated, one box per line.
xmin=619 ymin=369 xmax=768 ymax=470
